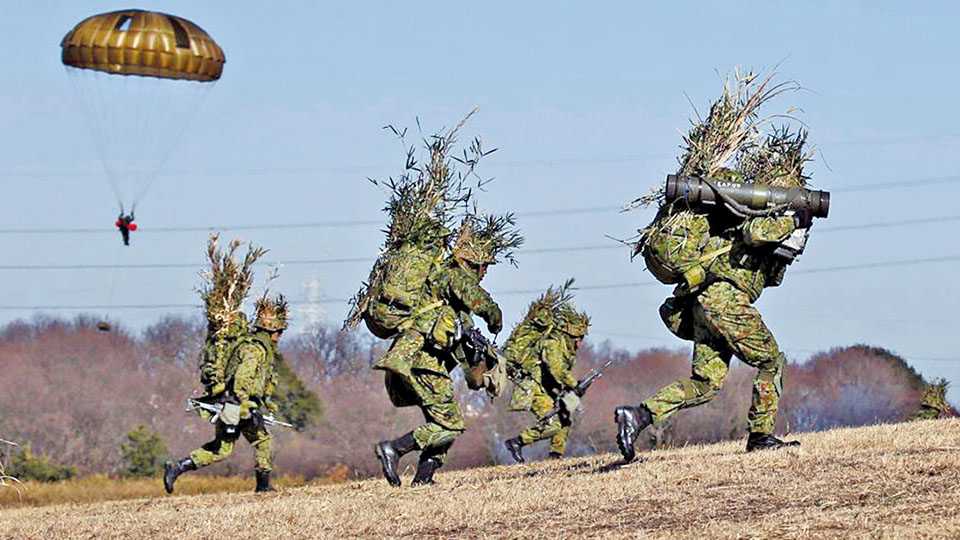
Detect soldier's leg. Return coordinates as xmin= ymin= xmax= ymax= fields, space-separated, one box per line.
xmin=548 ymin=418 xmax=572 ymax=456
xmin=410 ymin=370 xmax=466 ymax=462
xmin=165 ymin=422 xmax=240 ymax=494
xmin=242 ymin=419 xmax=275 ymax=492
xmin=616 ymin=294 xmax=715 ymax=462
xmin=374 ymin=332 xmax=427 ymax=486
xmin=517 ymin=389 xmax=561 ymax=446
xmin=189 ymin=422 xmax=242 ymax=467
xmin=695 ymin=281 xmax=797 ymax=450
xmin=642 ymin=341 xmax=732 ymax=424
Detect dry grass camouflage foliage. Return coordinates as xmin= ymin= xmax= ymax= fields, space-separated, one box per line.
xmin=1 ymin=419 xmax=957 ymax=539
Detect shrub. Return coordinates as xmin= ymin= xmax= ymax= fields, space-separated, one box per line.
xmin=274 ymin=354 xmax=324 ymax=431
xmin=9 ymin=445 xmax=76 ymax=482
xmin=121 ymin=425 xmax=168 ymax=477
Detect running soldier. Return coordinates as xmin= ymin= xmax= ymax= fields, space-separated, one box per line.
xmin=374 ymin=214 xmax=520 ymax=486
xmin=502 ymin=282 xmax=589 ymax=462
xmin=164 ymin=295 xmax=287 ymax=493
xmin=616 ymin=73 xmax=822 ymax=461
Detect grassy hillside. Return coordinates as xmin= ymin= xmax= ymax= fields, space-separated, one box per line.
xmin=1 ymin=419 xmax=958 ymax=539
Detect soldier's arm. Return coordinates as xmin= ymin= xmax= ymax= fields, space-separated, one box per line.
xmin=443 ymin=269 xmax=503 ymax=333
xmin=542 ymin=338 xmax=578 ymax=391
xmin=742 ymin=216 xmax=796 ymax=246
xmin=231 ymin=343 xmax=267 ymax=419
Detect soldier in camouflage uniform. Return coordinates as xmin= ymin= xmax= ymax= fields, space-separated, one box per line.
xmin=502 ymin=285 xmax=589 ymax=462
xmin=375 ymin=215 xmax=520 ymax=486
xmin=616 ymin=208 xmax=811 ymax=461
xmin=911 ymin=378 xmax=953 ymax=420
xmin=164 ymin=296 xmax=288 ymax=494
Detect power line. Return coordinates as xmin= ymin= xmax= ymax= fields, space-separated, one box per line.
xmin=2 ymin=212 xmax=958 ymax=271
xmin=0 ymin=206 xmax=620 ymax=235
xmin=2 ymin=252 xmax=957 ymax=311
xmin=1 ymin=173 xmax=959 ymax=235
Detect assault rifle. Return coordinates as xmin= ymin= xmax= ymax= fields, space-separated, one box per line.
xmin=539 ymin=358 xmax=614 ymax=424
xmin=462 ymin=327 xmax=501 ymax=368
xmin=186 ymin=398 xmax=294 ymax=429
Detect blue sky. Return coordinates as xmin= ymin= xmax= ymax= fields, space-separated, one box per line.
xmin=2 ymin=1 xmax=959 ymax=403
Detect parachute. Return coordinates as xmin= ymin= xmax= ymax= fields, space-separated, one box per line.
xmin=61 ymin=10 xmax=225 ymax=224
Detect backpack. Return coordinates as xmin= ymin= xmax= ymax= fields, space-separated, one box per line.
xmin=199 ymin=331 xmax=246 ymax=390
xmin=640 ymin=211 xmax=730 ymax=290
xmin=360 ymin=243 xmax=445 ymax=339
xmin=502 ymin=317 xmax=551 ymax=381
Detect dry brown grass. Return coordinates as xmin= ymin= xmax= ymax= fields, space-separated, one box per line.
xmin=2 ymin=420 xmax=958 ymax=539
xmin=0 ymin=474 xmax=315 ymax=509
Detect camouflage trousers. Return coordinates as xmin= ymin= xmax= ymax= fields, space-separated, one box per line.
xmin=643 ymin=281 xmax=786 ymax=435
xmin=513 ymin=380 xmax=571 ymax=454
xmin=379 ymin=333 xmax=466 ymax=465
xmin=189 ymin=417 xmax=274 ymax=471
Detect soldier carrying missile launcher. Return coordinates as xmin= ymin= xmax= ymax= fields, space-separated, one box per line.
xmin=615 ymin=71 xmax=830 ymax=461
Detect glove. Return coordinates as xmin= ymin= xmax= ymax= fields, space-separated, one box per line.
xmin=560 ymin=391 xmax=581 ymax=415
xmin=487 ymin=307 xmax=503 ymax=335
xmin=238 ymin=399 xmax=257 ymax=421
xmin=793 ymin=208 xmax=813 ymax=229
xmin=265 ymin=399 xmax=279 ymax=414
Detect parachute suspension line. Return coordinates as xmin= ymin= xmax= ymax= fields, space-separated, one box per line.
xmin=65 ymin=68 xmax=124 ymax=210
xmin=130 ymin=79 xmax=215 ymax=208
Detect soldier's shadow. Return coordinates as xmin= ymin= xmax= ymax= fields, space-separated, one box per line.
xmin=593 ymin=459 xmax=635 ymax=475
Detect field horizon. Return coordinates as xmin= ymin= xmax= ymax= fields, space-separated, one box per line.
xmin=1 ymin=419 xmax=958 ymax=539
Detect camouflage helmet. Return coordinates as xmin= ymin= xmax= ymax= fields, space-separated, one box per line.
xmin=254 ymin=294 xmax=289 ymax=332
xmin=453 ymin=213 xmax=523 ymax=266
xmin=557 ymin=305 xmax=590 ymax=338
xmin=523 ymin=279 xmax=588 ymax=336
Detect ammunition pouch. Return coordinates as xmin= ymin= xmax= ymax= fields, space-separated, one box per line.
xmin=220 ymin=402 xmax=241 ymax=426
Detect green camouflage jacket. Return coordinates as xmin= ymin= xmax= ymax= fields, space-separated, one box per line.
xmin=701 ymin=215 xmax=797 ymax=302
xmin=230 ymin=331 xmax=279 ymax=418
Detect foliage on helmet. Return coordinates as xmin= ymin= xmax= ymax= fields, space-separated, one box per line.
xmin=376 ymin=108 xmax=491 ymax=251
xmin=453 ymin=212 xmax=524 ymax=266
xmin=345 ymin=109 xmax=495 ymax=331
xmin=255 ymin=294 xmax=289 ymax=332
xmin=519 ymin=279 xmax=589 ymax=337
xmin=198 ymin=234 xmax=265 ymax=338
xmin=737 ymin=126 xmax=813 ymax=188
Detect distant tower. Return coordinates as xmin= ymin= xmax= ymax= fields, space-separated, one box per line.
xmin=300 ymin=277 xmax=324 ymax=328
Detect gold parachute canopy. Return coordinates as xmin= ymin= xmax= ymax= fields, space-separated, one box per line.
xmin=61 ymin=9 xmax=224 ymax=81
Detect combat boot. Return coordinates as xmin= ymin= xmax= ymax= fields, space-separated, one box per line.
xmin=615 ymin=405 xmax=653 ymax=463
xmin=746 ymin=432 xmax=800 ymax=452
xmin=411 ymin=456 xmax=441 ymax=486
xmin=163 ymin=457 xmax=196 ymax=494
xmin=504 ymin=437 xmax=525 ymax=464
xmin=548 ymin=452 xmax=564 ymax=460
xmin=375 ymin=431 xmax=418 ymax=487
xmin=255 ymin=469 xmax=275 ymax=492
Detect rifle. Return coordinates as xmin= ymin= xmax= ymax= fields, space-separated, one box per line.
xmin=538 ymin=358 xmax=614 ymax=424
xmin=462 ymin=327 xmax=500 ymax=368
xmin=460 ymin=327 xmax=507 ymax=393
xmin=186 ymin=398 xmax=294 ymax=429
